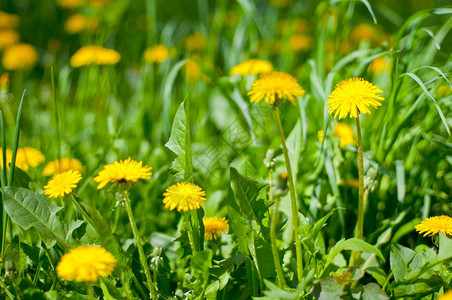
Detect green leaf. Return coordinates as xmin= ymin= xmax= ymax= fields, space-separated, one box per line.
xmin=100 ymin=278 xmax=126 ymax=300
xmin=438 ymin=232 xmax=452 ymax=260
xmin=390 ymin=244 xmax=416 ymax=282
xmin=262 ymin=279 xmax=299 ymax=300
xmin=362 ymin=283 xmax=389 ymax=300
xmin=1 ymin=187 xmax=71 ymax=249
xmin=323 ymin=238 xmax=385 ymax=273
xmin=191 ymin=249 xmax=213 ymax=296
xmin=165 ymin=99 xmax=193 ymax=181
xmin=310 ymin=277 xmax=343 ymax=300
xmin=230 ymin=167 xmax=269 ymax=240
xmin=226 ymin=187 xmax=251 ymax=255
xmin=254 ymin=237 xmax=276 ymax=278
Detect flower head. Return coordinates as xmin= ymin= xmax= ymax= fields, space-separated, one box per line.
xmin=0 ymin=30 xmax=19 ymax=50
xmin=203 ymin=217 xmax=229 ymax=240
xmin=184 ymin=33 xmax=206 ymax=51
xmin=65 ymin=14 xmax=98 ymax=34
xmin=144 ymin=45 xmax=171 ymax=64
xmin=289 ymin=34 xmax=312 ymax=52
xmin=415 ymin=216 xmax=452 ymax=237
xmin=247 ymin=71 xmax=305 ymax=105
xmin=334 ymin=123 xmax=356 ymax=147
xmin=368 ymin=56 xmax=391 ymax=75
xmin=57 ymin=0 xmax=84 ymax=8
xmin=44 ymin=170 xmax=82 ymax=198
xmin=163 ymin=182 xmax=206 ymax=212
xmin=439 ymin=290 xmax=452 ymax=300
xmin=229 ymin=59 xmax=273 ymax=76
xmin=43 ymin=158 xmax=83 ymax=176
xmin=56 ymin=246 xmax=116 ymax=282
xmin=0 ymin=11 xmax=19 ymax=29
xmin=70 ymin=45 xmax=121 ymax=68
xmin=0 ymin=147 xmax=45 ymax=171
xmin=327 ymin=78 xmax=384 ymax=119
xmin=2 ymin=44 xmax=37 ymax=70
xmin=93 ymin=157 xmax=151 ymax=190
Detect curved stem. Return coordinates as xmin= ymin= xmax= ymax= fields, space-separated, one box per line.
xmin=122 ymin=191 xmax=157 ymax=299
xmin=86 ymin=282 xmax=95 ymax=300
xmin=270 ymin=195 xmax=287 ymax=289
xmin=273 ymin=108 xmax=303 ymax=281
xmin=351 ymin=115 xmax=364 ymax=266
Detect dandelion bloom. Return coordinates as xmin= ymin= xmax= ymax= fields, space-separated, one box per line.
xmin=57 ymin=0 xmax=84 ymax=8
xmin=230 ymin=59 xmax=273 ymax=76
xmin=327 ymin=78 xmax=384 ymax=119
xmin=44 ymin=170 xmax=82 ymax=198
xmin=144 ymin=45 xmax=170 ymax=64
xmin=2 ymin=44 xmax=37 ymax=70
xmin=0 ymin=11 xmax=19 ymax=29
xmin=415 ymin=216 xmax=452 ymax=237
xmin=333 ymin=123 xmax=356 ymax=147
xmin=0 ymin=30 xmax=20 ymax=50
xmin=163 ymin=182 xmax=206 ymax=212
xmin=93 ymin=157 xmax=151 ymax=190
xmin=368 ymin=56 xmax=392 ymax=75
xmin=64 ymin=14 xmax=98 ymax=34
xmin=247 ymin=71 xmax=305 ymax=105
xmin=184 ymin=57 xmax=202 ymax=82
xmin=350 ymin=24 xmax=382 ymax=44
xmin=184 ymin=33 xmax=206 ymax=51
xmin=70 ymin=45 xmax=121 ymax=68
xmin=0 ymin=147 xmax=45 ymax=171
xmin=57 ymin=246 xmax=116 ymax=282
xmin=289 ymin=34 xmax=312 ymax=52
xmin=203 ymin=217 xmax=229 ymax=240
xmin=43 ymin=158 xmax=83 ymax=176
xmin=439 ymin=290 xmax=452 ymax=300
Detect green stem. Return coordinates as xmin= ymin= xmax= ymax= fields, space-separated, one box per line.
xmin=351 ymin=115 xmax=365 ymax=266
xmin=68 ymin=194 xmax=96 ymax=229
xmin=273 ymin=108 xmax=303 ymax=281
xmin=86 ymin=282 xmax=95 ymax=300
xmin=122 ymin=191 xmax=157 ymax=299
xmin=184 ymin=212 xmax=197 ymax=254
xmin=270 ymin=196 xmax=287 ymax=289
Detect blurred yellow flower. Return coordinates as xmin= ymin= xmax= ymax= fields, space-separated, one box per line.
xmin=438 ymin=85 xmax=451 ymax=97
xmin=334 ymin=123 xmax=356 ymax=147
xmin=57 ymin=246 xmax=116 ymax=282
xmin=415 ymin=216 xmax=452 ymax=237
xmin=327 ymin=78 xmax=384 ymax=119
xmin=368 ymin=56 xmax=392 ymax=75
xmin=350 ymin=24 xmax=383 ymax=45
xmin=2 ymin=44 xmax=38 ymax=70
xmin=144 ymin=45 xmax=170 ymax=64
xmin=0 ymin=11 xmax=19 ymax=29
xmin=0 ymin=147 xmax=45 ymax=171
xmin=248 ymin=71 xmax=305 ymax=105
xmin=44 ymin=170 xmax=82 ymax=198
xmin=88 ymin=0 xmax=111 ymax=7
xmin=289 ymin=34 xmax=313 ymax=52
xmin=184 ymin=57 xmax=202 ymax=82
xmin=70 ymin=45 xmax=121 ymax=68
xmin=439 ymin=290 xmax=452 ymax=300
xmin=43 ymin=158 xmax=83 ymax=176
xmin=163 ymin=182 xmax=206 ymax=212
xmin=93 ymin=157 xmax=151 ymax=190
xmin=57 ymin=0 xmax=84 ymax=8
xmin=317 ymin=130 xmax=324 ymax=143
xmin=64 ymin=14 xmax=99 ymax=34
xmin=203 ymin=217 xmax=229 ymax=240
xmin=0 ymin=30 xmax=19 ymax=50
xmin=184 ymin=33 xmax=206 ymax=51
xmin=229 ymin=59 xmax=273 ymax=76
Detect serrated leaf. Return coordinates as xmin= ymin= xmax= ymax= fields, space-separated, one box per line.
xmin=100 ymin=277 xmax=125 ymax=300
xmin=165 ymin=99 xmax=193 ymax=181
xmin=362 ymin=283 xmax=389 ymax=300
xmin=1 ymin=187 xmax=72 ymax=248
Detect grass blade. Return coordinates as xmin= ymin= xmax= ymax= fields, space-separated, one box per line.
xmin=8 ymin=90 xmax=26 ymax=186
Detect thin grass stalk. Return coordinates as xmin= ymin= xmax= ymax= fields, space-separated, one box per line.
xmin=270 ymin=195 xmax=287 ymax=289
xmin=1 ymin=112 xmax=7 ymax=186
xmin=8 ymin=90 xmax=26 ymax=186
xmin=122 ymin=191 xmax=157 ymax=299
xmin=273 ymin=107 xmax=303 ymax=281
xmin=0 ymin=112 xmax=4 ymax=256
xmin=50 ymin=66 xmax=62 ymax=164
xmin=351 ymin=115 xmax=364 ymax=266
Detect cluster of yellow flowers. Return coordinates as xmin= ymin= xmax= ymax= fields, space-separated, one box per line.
xmin=70 ymin=45 xmax=121 ymax=68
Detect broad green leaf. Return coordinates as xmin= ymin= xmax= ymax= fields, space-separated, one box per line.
xmin=438 ymin=232 xmax=452 ymax=260
xmin=226 ymin=187 xmax=250 ymax=255
xmin=230 ymin=167 xmax=269 ymax=240
xmin=362 ymin=283 xmax=389 ymax=300
xmin=262 ymin=279 xmax=299 ymax=300
xmin=310 ymin=277 xmax=343 ymax=300
xmin=1 ymin=187 xmax=72 ymax=249
xmin=323 ymin=238 xmax=385 ymax=273
xmin=165 ymin=99 xmax=193 ymax=181
xmin=100 ymin=277 xmax=126 ymax=300
xmin=191 ymin=249 xmax=213 ymax=297
xmin=390 ymin=244 xmax=416 ymax=282
xmin=254 ymin=237 xmax=276 ymax=278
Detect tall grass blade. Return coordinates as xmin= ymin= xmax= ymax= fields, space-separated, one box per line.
xmin=8 ymin=90 xmax=26 ymax=186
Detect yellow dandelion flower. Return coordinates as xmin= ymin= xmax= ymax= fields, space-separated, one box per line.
xmin=327 ymin=78 xmax=384 ymax=119
xmin=184 ymin=57 xmax=202 ymax=82
xmin=184 ymin=33 xmax=206 ymax=51
xmin=43 ymin=158 xmax=83 ymax=176
xmin=93 ymin=157 xmax=151 ymax=190
xmin=415 ymin=216 xmax=452 ymax=237
xmin=203 ymin=217 xmax=229 ymax=240
xmin=350 ymin=24 xmax=382 ymax=44
xmin=56 ymin=246 xmax=116 ymax=282
xmin=70 ymin=45 xmax=121 ymax=68
xmin=0 ymin=147 xmax=45 ymax=171
xmin=57 ymin=0 xmax=84 ymax=8
xmin=438 ymin=85 xmax=451 ymax=98
xmin=2 ymin=44 xmax=38 ymax=70
xmin=247 ymin=71 xmax=305 ymax=106
xmin=0 ymin=73 xmax=9 ymax=88
xmin=439 ymin=290 xmax=452 ymax=300
xmin=88 ymin=0 xmax=111 ymax=7
xmin=144 ymin=45 xmax=170 ymax=64
xmin=229 ymin=59 xmax=273 ymax=76
xmin=163 ymin=182 xmax=206 ymax=212
xmin=44 ymin=170 xmax=82 ymax=198
xmin=368 ymin=56 xmax=392 ymax=75
xmin=334 ymin=123 xmax=356 ymax=147
xmin=289 ymin=34 xmax=312 ymax=52
xmin=0 ymin=30 xmax=20 ymax=50
xmin=0 ymin=11 xmax=19 ymax=29
xmin=64 ymin=14 xmax=98 ymax=34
